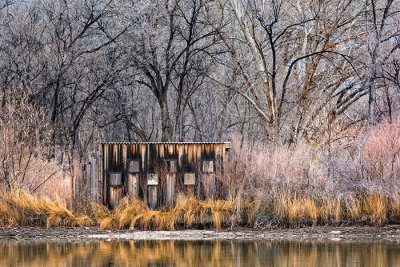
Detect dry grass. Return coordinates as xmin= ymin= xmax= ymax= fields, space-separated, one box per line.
xmin=1 ymin=190 xmax=400 ymax=229
xmin=231 ymin=193 xmax=400 ymax=227
xmin=96 ymin=195 xmax=234 ymax=230
xmin=0 ymin=190 xmax=91 ymax=227
xmin=93 ymin=192 xmax=400 ymax=230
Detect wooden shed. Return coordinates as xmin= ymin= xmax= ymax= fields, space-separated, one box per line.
xmin=80 ymin=142 xmax=231 ymax=209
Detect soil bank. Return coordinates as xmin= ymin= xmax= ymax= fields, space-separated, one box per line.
xmin=2 ymin=225 xmax=400 ymax=242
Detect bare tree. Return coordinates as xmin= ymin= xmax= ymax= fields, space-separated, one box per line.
xmin=211 ymin=0 xmax=368 ymax=145
xmin=0 ymin=0 xmax=127 ymax=160
xmin=122 ymin=0 xmax=223 ymax=141
xmin=364 ymin=0 xmax=400 ymax=125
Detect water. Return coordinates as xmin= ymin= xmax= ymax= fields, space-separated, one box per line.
xmin=1 ymin=239 xmax=400 ymax=266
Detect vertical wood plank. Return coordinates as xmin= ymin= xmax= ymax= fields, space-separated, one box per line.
xmin=166 ymin=173 xmax=176 ymax=206
xmin=98 ymin=144 xmax=103 ymax=205
xmin=206 ymin=173 xmax=216 ymax=199
xmin=110 ymin=187 xmax=124 ymax=209
xmin=86 ymin=163 xmax=91 ymax=201
xmin=127 ymin=173 xmax=139 ymax=197
xmin=104 ymin=144 xmax=109 ymax=206
xmin=94 ymin=153 xmax=99 ymax=203
xmin=178 ymin=145 xmax=183 ymax=168
xmin=70 ymin=175 xmax=74 ymax=209
xmin=187 ymin=185 xmax=194 ymax=197
xmin=148 ymin=185 xmax=158 ymax=210
xmin=90 ymin=156 xmax=96 ymax=202
xmin=122 ymin=144 xmax=128 ymax=194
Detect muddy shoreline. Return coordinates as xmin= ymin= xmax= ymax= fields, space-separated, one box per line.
xmin=1 ymin=225 xmax=400 ymax=242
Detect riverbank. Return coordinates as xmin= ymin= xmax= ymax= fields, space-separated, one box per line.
xmin=2 ymin=225 xmax=400 ymax=242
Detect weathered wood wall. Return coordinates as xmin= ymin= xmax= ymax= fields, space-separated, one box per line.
xmin=77 ymin=142 xmax=231 ymax=209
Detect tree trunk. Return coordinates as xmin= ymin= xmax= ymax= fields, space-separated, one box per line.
xmin=159 ymin=96 xmax=173 ymax=142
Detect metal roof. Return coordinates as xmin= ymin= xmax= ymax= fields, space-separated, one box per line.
xmin=99 ymin=141 xmax=231 ymax=145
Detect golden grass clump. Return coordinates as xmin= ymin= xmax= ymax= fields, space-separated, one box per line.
xmin=0 ymin=190 xmax=91 ymax=227
xmin=202 ymin=198 xmax=234 ymax=229
xmin=96 ymin=195 xmax=235 ymax=230
xmin=98 ymin=198 xmax=143 ymax=229
xmin=362 ymin=193 xmax=389 ymax=226
xmin=243 ymin=199 xmax=262 ymax=225
xmin=389 ymin=199 xmax=400 ymax=221
xmin=271 ymin=193 xmax=318 ymax=226
xmin=98 ymin=197 xmax=176 ymax=230
xmin=172 ymin=195 xmax=234 ymax=229
xmin=173 ymin=195 xmax=202 ymax=227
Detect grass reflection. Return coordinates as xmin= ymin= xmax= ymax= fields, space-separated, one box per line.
xmin=1 ymin=239 xmax=400 ymax=267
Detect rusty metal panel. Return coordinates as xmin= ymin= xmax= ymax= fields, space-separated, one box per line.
xmin=128 ymin=160 xmax=140 ymax=173
xmin=184 ymin=173 xmax=196 ymax=185
xmin=202 ymin=161 xmax=214 ymax=173
xmin=109 ymin=172 xmax=122 ymax=186
xmin=147 ymin=173 xmax=158 ymax=185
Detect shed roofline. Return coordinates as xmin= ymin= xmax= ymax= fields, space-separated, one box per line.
xmin=99 ymin=142 xmax=231 ymax=145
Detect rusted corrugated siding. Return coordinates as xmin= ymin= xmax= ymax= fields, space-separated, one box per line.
xmin=98 ymin=142 xmax=230 ymax=209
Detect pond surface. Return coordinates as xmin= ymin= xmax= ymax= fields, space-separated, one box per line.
xmin=1 ymin=239 xmax=400 ymax=267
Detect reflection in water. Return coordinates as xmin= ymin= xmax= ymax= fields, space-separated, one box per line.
xmin=1 ymin=239 xmax=400 ymax=267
